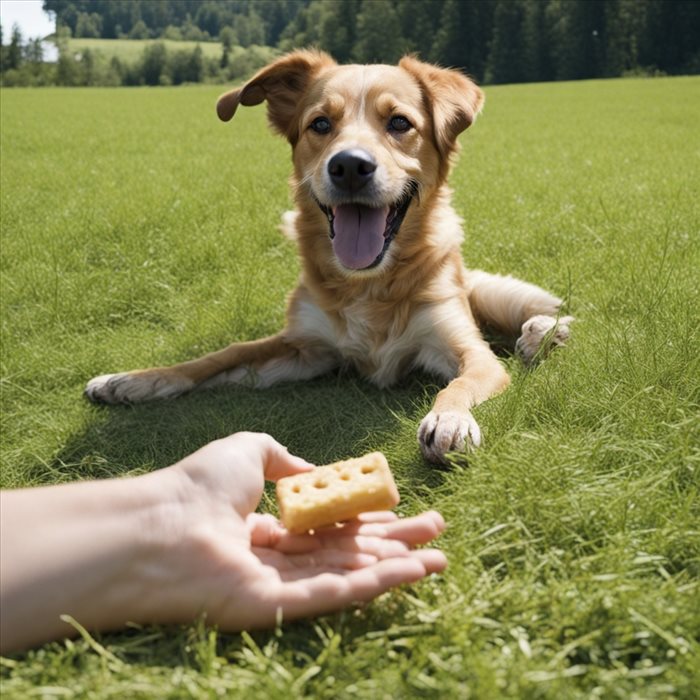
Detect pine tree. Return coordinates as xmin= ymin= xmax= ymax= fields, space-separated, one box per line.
xmin=0 ymin=23 xmax=6 ymax=73
xmin=547 ymin=0 xmax=606 ymax=81
xmin=486 ymin=0 xmax=528 ymax=84
xmin=7 ymin=24 xmax=23 ymax=71
xmin=432 ymin=0 xmax=495 ymax=80
xmin=604 ymin=0 xmax=649 ymax=76
xmin=320 ymin=0 xmax=360 ymax=63
xmin=522 ymin=0 xmax=553 ymax=82
xmin=352 ymin=0 xmax=406 ymax=64
xmin=396 ymin=0 xmax=443 ymax=59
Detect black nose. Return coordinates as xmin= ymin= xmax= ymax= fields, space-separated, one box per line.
xmin=328 ymin=149 xmax=377 ymax=193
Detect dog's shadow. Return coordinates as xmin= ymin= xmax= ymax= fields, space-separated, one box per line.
xmin=48 ymin=371 xmax=449 ymax=493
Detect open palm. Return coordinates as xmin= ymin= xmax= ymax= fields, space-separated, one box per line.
xmin=168 ymin=433 xmax=447 ymax=630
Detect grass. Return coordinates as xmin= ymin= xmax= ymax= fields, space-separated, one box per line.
xmin=1 ymin=76 xmax=699 ymax=698
xmin=66 ymin=37 xmax=226 ymax=62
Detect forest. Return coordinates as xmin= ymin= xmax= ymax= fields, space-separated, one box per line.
xmin=1 ymin=0 xmax=699 ymax=87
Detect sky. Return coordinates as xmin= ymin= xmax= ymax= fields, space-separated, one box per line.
xmin=1 ymin=0 xmax=55 ymax=41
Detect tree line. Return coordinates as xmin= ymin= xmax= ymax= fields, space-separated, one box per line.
xmin=1 ymin=0 xmax=699 ymax=88
xmin=0 ymin=21 xmax=277 ymax=87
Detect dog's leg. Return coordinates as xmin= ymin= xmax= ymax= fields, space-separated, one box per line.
xmin=466 ymin=270 xmax=573 ymax=365
xmin=85 ymin=334 xmax=337 ymax=404
xmin=418 ymin=342 xmax=511 ymax=464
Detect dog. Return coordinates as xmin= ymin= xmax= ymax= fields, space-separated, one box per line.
xmin=85 ymin=50 xmax=572 ymax=463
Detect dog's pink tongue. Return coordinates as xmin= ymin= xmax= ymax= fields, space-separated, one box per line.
xmin=332 ymin=204 xmax=389 ymax=269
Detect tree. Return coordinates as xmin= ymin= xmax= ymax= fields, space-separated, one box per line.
xmin=7 ymin=24 xmax=23 ymax=71
xmin=55 ymin=25 xmax=78 ymax=86
xmin=186 ymin=44 xmax=204 ymax=82
xmin=195 ymin=2 xmax=223 ymax=38
xmin=547 ymin=0 xmax=606 ymax=80
xmin=129 ymin=19 xmax=149 ymax=40
xmin=432 ymin=0 xmax=495 ymax=80
xmin=396 ymin=0 xmax=443 ymax=59
xmin=641 ymin=0 xmax=700 ymax=74
xmin=320 ymin=0 xmax=360 ymax=63
xmin=0 ymin=22 xmax=6 ymax=72
xmin=220 ymin=26 xmax=235 ymax=68
xmin=75 ymin=12 xmax=102 ymax=38
xmin=604 ymin=0 xmax=649 ymax=76
xmin=522 ymin=0 xmax=553 ymax=82
xmin=24 ymin=38 xmax=44 ymax=64
xmin=486 ymin=0 xmax=528 ymax=84
xmin=353 ymin=0 xmax=405 ymax=64
xmin=141 ymin=42 xmax=167 ymax=85
xmin=234 ymin=10 xmax=266 ymax=48
xmin=278 ymin=1 xmax=324 ymax=52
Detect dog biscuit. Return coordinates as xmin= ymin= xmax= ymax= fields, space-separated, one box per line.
xmin=276 ymin=452 xmax=400 ymax=534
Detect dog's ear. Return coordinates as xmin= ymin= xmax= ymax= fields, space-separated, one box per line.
xmin=216 ymin=50 xmax=336 ymax=142
xmin=399 ymin=56 xmax=484 ymax=157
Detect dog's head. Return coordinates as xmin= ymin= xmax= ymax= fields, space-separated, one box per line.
xmin=217 ymin=50 xmax=483 ymax=274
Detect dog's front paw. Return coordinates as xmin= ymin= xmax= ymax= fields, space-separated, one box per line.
xmin=516 ymin=314 xmax=574 ymax=366
xmin=417 ymin=410 xmax=481 ymax=464
xmin=85 ymin=370 xmax=194 ymax=404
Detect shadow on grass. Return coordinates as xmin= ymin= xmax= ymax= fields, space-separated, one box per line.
xmin=44 ymin=370 xmax=450 ymax=492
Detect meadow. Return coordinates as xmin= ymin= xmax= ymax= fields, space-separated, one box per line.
xmin=1 ymin=76 xmax=698 ymax=698
xmin=67 ymin=37 xmax=226 ymax=62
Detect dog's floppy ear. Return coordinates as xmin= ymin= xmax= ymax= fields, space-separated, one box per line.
xmin=399 ymin=56 xmax=484 ymax=158
xmin=216 ymin=50 xmax=336 ymax=142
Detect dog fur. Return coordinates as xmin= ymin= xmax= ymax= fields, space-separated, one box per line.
xmin=85 ymin=50 xmax=572 ymax=463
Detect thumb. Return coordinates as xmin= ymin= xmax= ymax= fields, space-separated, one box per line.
xmin=241 ymin=432 xmax=315 ymax=481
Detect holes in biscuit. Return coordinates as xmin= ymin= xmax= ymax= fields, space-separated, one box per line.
xmin=340 ymin=473 xmax=350 ymax=480
xmin=361 ymin=466 xmax=375 ymax=474
xmin=313 ymin=480 xmax=328 ymax=489
xmin=292 ymin=485 xmax=301 ymax=494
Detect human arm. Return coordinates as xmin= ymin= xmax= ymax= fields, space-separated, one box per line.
xmin=0 ymin=433 xmax=446 ymax=653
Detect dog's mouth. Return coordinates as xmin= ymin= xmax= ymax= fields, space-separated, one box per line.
xmin=317 ymin=182 xmax=418 ymax=270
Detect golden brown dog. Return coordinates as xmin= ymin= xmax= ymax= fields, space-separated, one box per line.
xmin=86 ymin=50 xmax=572 ymax=463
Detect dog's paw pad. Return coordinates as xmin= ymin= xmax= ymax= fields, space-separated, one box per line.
xmin=84 ymin=371 xmax=193 ymax=404
xmin=417 ymin=410 xmax=481 ymax=464
xmin=516 ymin=314 xmax=574 ymax=366
xmin=85 ymin=373 xmax=129 ymax=404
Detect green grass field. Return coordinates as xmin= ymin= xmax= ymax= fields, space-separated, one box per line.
xmin=67 ymin=37 xmax=225 ymax=62
xmin=1 ymin=76 xmax=699 ymax=698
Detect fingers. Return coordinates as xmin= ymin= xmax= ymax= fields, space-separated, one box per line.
xmin=316 ymin=511 xmax=446 ymax=545
xmin=363 ymin=510 xmax=445 ymax=545
xmin=248 ymin=511 xmax=446 ymax=557
xmin=409 ymin=547 xmax=448 ymax=574
xmin=355 ymin=511 xmax=400 ymax=523
xmin=247 ymin=513 xmax=322 ymax=554
xmin=266 ymin=556 xmax=441 ymax=625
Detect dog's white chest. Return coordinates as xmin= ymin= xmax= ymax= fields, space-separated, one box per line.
xmin=290 ymin=293 xmax=461 ymax=387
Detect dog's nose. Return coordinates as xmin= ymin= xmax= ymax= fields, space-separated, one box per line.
xmin=328 ymin=149 xmax=377 ymax=192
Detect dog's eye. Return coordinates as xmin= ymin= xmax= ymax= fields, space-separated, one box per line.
xmin=388 ymin=115 xmax=412 ymax=133
xmin=310 ymin=117 xmax=332 ymax=135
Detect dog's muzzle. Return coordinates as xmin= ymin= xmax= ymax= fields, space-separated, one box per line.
xmin=316 ymin=176 xmax=418 ymax=271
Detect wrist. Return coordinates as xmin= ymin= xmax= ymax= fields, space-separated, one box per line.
xmin=119 ymin=464 xmax=245 ymax=628
xmin=108 ymin=467 xmax=201 ymax=626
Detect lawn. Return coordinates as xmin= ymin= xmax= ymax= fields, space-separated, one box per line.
xmin=1 ymin=76 xmax=698 ymax=698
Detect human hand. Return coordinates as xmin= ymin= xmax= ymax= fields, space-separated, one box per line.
xmin=149 ymin=432 xmax=447 ymax=630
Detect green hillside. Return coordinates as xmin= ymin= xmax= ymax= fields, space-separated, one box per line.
xmin=67 ymin=37 xmax=225 ymax=63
